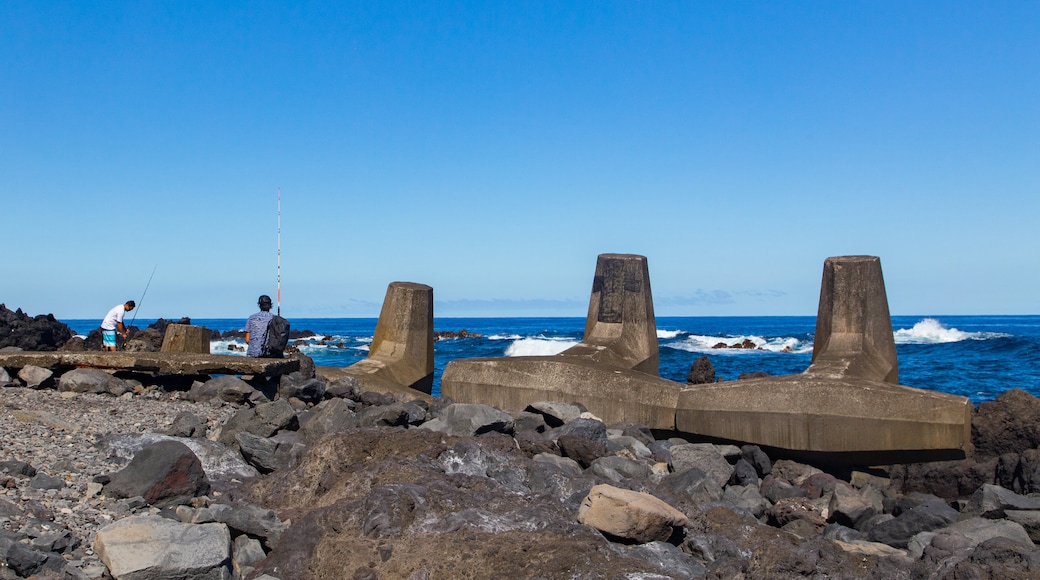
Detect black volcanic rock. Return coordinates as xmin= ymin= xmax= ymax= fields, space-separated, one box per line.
xmin=0 ymin=305 xmax=74 ymax=351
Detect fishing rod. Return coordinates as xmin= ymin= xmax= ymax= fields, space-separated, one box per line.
xmin=125 ymin=264 xmax=157 ymax=347
xmin=277 ymin=188 xmax=281 ymax=316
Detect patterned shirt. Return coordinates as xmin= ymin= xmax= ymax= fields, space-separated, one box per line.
xmin=245 ymin=311 xmax=274 ymax=357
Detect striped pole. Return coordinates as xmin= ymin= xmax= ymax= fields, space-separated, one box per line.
xmin=277 ymin=188 xmax=281 ymax=316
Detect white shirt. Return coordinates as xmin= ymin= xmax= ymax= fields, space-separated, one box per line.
xmin=101 ymin=304 xmax=126 ymax=331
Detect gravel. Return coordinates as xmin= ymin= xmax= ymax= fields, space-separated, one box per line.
xmin=0 ymin=386 xmax=237 ymax=578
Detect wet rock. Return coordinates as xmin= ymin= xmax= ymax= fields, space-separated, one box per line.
xmin=686 ymin=356 xmax=716 ymax=384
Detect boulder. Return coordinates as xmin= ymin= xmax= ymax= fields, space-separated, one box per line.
xmin=18 ymin=365 xmax=53 ymax=389
xmin=578 ymin=484 xmax=689 ymax=543
xmin=217 ymin=400 xmax=299 ymax=446
xmin=93 ymin=514 xmax=231 ymax=579
xmin=972 ymin=389 xmax=1040 ymax=457
xmin=525 ymin=401 xmax=584 ymax=428
xmin=968 ymin=484 xmax=1040 ymax=517
xmin=419 ymin=403 xmax=514 ymax=437
xmin=686 ymin=356 xmax=716 ymax=384
xmin=57 ymin=368 xmax=130 ymax=396
xmin=297 ymin=398 xmax=357 ymax=442
xmin=868 ymin=500 xmax=960 ymax=548
xmin=102 ymin=440 xmax=210 ymax=507
xmin=557 ymin=434 xmax=611 ymax=469
xmin=190 ymin=375 xmax=260 ymax=405
xmin=237 ymin=432 xmax=306 ymax=474
xmin=944 ymin=517 xmax=1036 ymax=551
xmin=669 ymin=443 xmax=734 ymax=488
xmin=278 ymin=375 xmax=326 ymax=403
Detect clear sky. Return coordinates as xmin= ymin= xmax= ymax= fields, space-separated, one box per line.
xmin=3 ymin=1 xmax=1037 ymax=320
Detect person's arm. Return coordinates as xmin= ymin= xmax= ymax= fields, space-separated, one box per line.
xmin=117 ymin=321 xmax=127 ymax=337
xmin=245 ymin=331 xmax=251 ymax=343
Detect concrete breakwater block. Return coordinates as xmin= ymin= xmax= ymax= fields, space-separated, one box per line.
xmin=341 ymin=281 xmax=434 ymax=397
xmin=443 ymin=253 xmax=679 ymax=429
xmin=444 ymin=253 xmax=973 ymax=461
xmin=161 ymin=324 xmax=211 ymax=354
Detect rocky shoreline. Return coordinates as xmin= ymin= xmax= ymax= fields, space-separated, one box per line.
xmin=2 ymin=306 xmax=1040 ymax=578
xmin=1 ymin=359 xmax=1039 ymax=578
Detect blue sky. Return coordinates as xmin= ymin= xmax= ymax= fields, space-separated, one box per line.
xmin=3 ymin=1 xmax=1037 ymax=320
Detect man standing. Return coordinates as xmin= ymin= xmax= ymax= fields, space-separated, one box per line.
xmin=244 ymin=295 xmax=274 ymax=357
xmin=101 ymin=301 xmax=135 ymax=351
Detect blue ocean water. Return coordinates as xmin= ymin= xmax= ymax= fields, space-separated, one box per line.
xmin=64 ymin=315 xmax=1040 ymax=405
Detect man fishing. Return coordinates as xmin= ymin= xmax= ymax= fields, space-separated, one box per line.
xmin=244 ymin=295 xmax=274 ymax=357
xmin=101 ymin=301 xmax=135 ymax=351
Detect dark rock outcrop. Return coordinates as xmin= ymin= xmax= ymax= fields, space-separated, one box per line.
xmin=0 ymin=305 xmax=73 ymax=351
xmin=686 ymin=356 xmax=716 ymax=384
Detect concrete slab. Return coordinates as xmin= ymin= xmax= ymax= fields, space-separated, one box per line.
xmin=0 ymin=351 xmax=298 ymax=378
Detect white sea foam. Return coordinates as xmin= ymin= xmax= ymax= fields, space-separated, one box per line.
xmin=504 ymin=337 xmax=579 ymax=357
xmin=665 ymin=334 xmax=812 ymax=355
xmin=893 ymin=318 xmax=1007 ymax=344
xmin=657 ymin=329 xmax=686 ymax=339
xmin=488 ymin=334 xmax=523 ymax=341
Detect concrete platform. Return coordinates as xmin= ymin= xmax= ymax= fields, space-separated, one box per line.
xmin=0 ymin=351 xmax=299 ymax=378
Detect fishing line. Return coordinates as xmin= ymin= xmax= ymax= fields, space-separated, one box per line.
xmin=128 ymin=264 xmax=157 ymax=330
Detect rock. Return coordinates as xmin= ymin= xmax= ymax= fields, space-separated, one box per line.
xmin=190 ymin=375 xmax=260 ymax=405
xmin=217 ymin=399 xmax=299 ymax=446
xmin=419 ymin=403 xmax=513 ymax=437
xmin=324 ymin=375 xmax=360 ymax=399
xmin=741 ymin=444 xmax=772 ymax=477
xmin=297 ymin=398 xmax=357 ymax=441
xmin=237 ymin=431 xmax=306 ymax=474
xmin=0 ymin=366 xmax=12 ymax=386
xmin=686 ymin=356 xmax=716 ymax=384
xmin=669 ymin=443 xmax=734 ymax=488
xmin=968 ymin=483 xmax=1040 ymax=517
xmin=828 ymin=483 xmax=879 ymax=528
xmin=0 ymin=305 xmax=74 ymax=351
xmin=102 ymin=440 xmax=210 ymax=507
xmin=532 ymin=453 xmax=583 ymax=478
xmin=944 ymin=517 xmax=1036 ymax=550
xmin=232 ymin=534 xmax=266 ymax=572
xmin=526 ymin=401 xmax=583 ymax=427
xmin=0 ymin=536 xmax=49 ymax=577
xmin=97 ymin=432 xmax=259 ymax=485
xmin=588 ymin=456 xmax=651 ymax=482
xmin=57 ymin=368 xmax=130 ymax=396
xmin=187 ymin=503 xmax=287 ymax=551
xmin=1005 ymin=510 xmax=1040 ymax=542
xmin=93 ymin=514 xmax=231 ymax=579
xmin=578 ymin=484 xmax=689 ymax=543
xmin=721 ymin=484 xmax=772 ymax=519
xmin=868 ymin=500 xmax=960 ymax=548
xmin=892 ymin=456 xmax=999 ymax=500
xmin=661 ymin=467 xmax=723 ymax=504
xmin=557 ymin=434 xmax=611 ymax=469
xmin=18 ymin=365 xmax=53 ymax=389
xmin=972 ymin=389 xmax=1040 ymax=458
xmin=163 ymin=411 xmax=207 ymax=438
xmin=278 ymin=375 xmax=326 ymax=404
xmin=766 ymin=497 xmax=826 ymax=529
xmin=357 ymin=401 xmax=411 ymax=428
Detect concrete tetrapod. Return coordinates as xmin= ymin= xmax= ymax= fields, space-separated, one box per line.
xmin=443 ymin=254 xmax=681 ymax=429
xmin=338 ymin=282 xmax=435 ymax=399
xmin=676 ymin=256 xmax=972 ymax=463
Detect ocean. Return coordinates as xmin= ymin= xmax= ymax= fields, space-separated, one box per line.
xmin=65 ymin=315 xmax=1039 ymax=405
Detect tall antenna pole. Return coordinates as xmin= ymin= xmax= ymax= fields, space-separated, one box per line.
xmin=277 ymin=188 xmax=281 ymax=316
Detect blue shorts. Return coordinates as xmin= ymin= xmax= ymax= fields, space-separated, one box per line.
xmin=102 ymin=330 xmax=117 ymax=348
